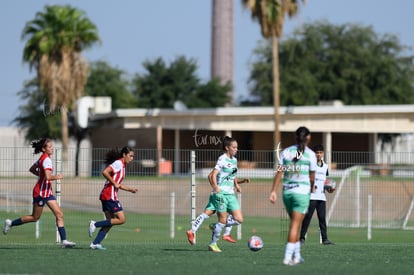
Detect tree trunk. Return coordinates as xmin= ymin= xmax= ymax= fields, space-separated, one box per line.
xmin=75 ymin=135 xmax=81 ymax=177
xmin=272 ymin=36 xmax=281 ymax=149
xmin=61 ymin=107 xmax=69 ymax=163
xmin=75 ymin=128 xmax=88 ymax=177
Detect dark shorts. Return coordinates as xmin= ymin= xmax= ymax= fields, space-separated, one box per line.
xmin=33 ymin=195 xmax=56 ymax=207
xmin=101 ymin=200 xmax=123 ymax=213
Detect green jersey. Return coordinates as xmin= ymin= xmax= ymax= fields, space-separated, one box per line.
xmin=213 ymin=153 xmax=237 ymax=195
xmin=278 ymin=145 xmax=317 ymax=195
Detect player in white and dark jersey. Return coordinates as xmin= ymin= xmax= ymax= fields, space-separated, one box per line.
xmin=300 ymin=144 xmax=335 ymax=245
xmin=270 ymin=126 xmax=317 ymax=266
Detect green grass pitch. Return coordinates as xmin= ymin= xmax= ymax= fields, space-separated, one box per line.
xmin=1 ymin=210 xmax=413 ymax=275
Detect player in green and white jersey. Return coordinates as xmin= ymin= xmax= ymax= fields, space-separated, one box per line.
xmin=207 ymin=136 xmax=249 ymax=252
xmin=270 ymin=126 xmax=317 ymax=265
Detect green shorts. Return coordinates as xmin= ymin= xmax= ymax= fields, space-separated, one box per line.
xmin=205 ymin=193 xmax=216 ymax=211
xmin=211 ymin=193 xmax=240 ymax=213
xmin=282 ymin=191 xmax=310 ymax=214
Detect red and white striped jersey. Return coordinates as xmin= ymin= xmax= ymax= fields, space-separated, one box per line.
xmin=32 ymin=153 xmax=54 ymax=198
xmin=99 ymin=159 xmax=125 ymax=201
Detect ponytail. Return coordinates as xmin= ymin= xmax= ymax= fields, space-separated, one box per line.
xmin=293 ymin=126 xmax=310 ymax=163
xmin=104 ymin=146 xmax=134 ymax=165
xmin=31 ymin=138 xmax=50 ymax=154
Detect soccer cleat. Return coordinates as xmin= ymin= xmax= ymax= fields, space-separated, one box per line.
xmin=3 ymin=219 xmax=11 ymax=235
xmin=89 ymin=220 xmax=96 ymax=238
xmin=186 ymin=230 xmax=195 ymax=245
xmin=222 ymin=234 xmax=236 ymax=243
xmin=282 ymin=258 xmax=297 ymax=266
xmin=322 ymin=239 xmax=335 ymax=245
xmin=61 ymin=240 xmax=76 ymax=248
xmin=89 ymin=243 xmax=106 ymax=250
xmin=293 ymin=256 xmax=304 ymax=264
xmin=208 ymin=243 xmax=222 ymax=253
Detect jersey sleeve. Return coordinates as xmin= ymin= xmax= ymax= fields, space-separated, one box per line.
xmin=279 ymin=148 xmax=288 ymax=166
xmin=309 ymin=152 xmax=317 ymax=172
xmin=214 ymin=155 xmax=225 ymax=171
xmin=43 ymin=157 xmax=53 ymax=171
xmin=110 ymin=160 xmax=122 ymax=173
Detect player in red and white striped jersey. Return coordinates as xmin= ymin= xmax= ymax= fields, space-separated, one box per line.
xmin=88 ymin=146 xmax=138 ymax=250
xmin=2 ymin=138 xmax=76 ymax=248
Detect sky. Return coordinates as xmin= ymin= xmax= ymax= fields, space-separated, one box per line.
xmin=1 ymin=0 xmax=413 ymax=126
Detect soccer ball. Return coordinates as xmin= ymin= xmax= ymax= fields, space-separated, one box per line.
xmin=324 ymin=179 xmax=336 ymax=192
xmin=248 ymin=235 xmax=263 ymax=251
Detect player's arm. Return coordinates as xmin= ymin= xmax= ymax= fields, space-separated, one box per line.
xmin=325 ymin=168 xmax=335 ymax=193
xmin=310 ymin=171 xmax=315 ymax=193
xmin=102 ymin=166 xmax=121 ymax=188
xmin=29 ymin=163 xmax=39 ymax=176
xmin=208 ymin=169 xmax=220 ymax=194
xmin=309 ymin=153 xmax=317 ymax=193
xmin=233 ymin=178 xmax=241 ymax=193
xmin=119 ymin=184 xmax=138 ymax=193
xmin=234 ymin=177 xmax=249 ymax=192
xmin=270 ymin=170 xmax=283 ymax=204
xmin=44 ymin=169 xmax=63 ymax=181
xmin=235 ymin=178 xmax=250 ymax=184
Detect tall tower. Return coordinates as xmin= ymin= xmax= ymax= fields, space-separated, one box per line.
xmin=211 ymin=0 xmax=234 ymax=105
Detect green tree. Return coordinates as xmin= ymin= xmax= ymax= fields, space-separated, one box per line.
xmin=85 ymin=61 xmax=137 ymax=108
xmin=13 ymin=79 xmax=61 ymax=141
xmin=187 ymin=78 xmax=232 ymax=108
xmin=21 ymin=5 xmax=100 ymax=160
xmin=132 ymin=56 xmax=231 ymax=108
xmin=248 ymin=21 xmax=414 ymax=105
xmin=242 ymin=0 xmax=306 ymax=148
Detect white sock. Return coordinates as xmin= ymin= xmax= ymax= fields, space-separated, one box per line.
xmin=211 ymin=222 xmax=225 ymax=244
xmin=226 ymin=215 xmax=240 ymax=226
xmin=294 ymin=241 xmax=301 ymax=259
xmin=224 ymin=226 xmax=233 ymax=236
xmin=284 ymin=242 xmax=295 ymax=261
xmin=192 ymin=213 xmax=209 ymax=233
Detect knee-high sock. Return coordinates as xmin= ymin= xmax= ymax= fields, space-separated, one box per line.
xmin=294 ymin=241 xmax=301 ymax=259
xmin=224 ymin=225 xmax=233 ymax=236
xmin=284 ymin=242 xmax=295 ymax=261
xmin=226 ymin=214 xmax=240 ymax=226
xmin=191 ymin=213 xmax=209 ymax=233
xmin=210 ymin=222 xmax=225 ymax=244
xmin=11 ymin=218 xmax=23 ymax=226
xmin=95 ymin=220 xmax=111 ymax=228
xmin=57 ymin=226 xmax=67 ymax=241
xmin=93 ymin=228 xmax=107 ymax=245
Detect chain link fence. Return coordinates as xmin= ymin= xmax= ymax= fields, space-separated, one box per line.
xmin=0 ymin=147 xmax=413 ymax=245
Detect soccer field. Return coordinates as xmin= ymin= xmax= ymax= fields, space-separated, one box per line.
xmin=1 ymin=211 xmax=413 ymax=274
xmin=1 ymin=242 xmax=413 ymax=274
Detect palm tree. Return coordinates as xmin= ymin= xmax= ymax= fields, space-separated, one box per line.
xmin=242 ymin=0 xmax=305 ymax=148
xmin=21 ymin=5 xmax=100 ymax=161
